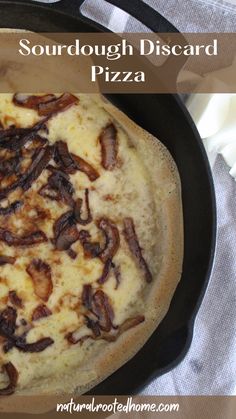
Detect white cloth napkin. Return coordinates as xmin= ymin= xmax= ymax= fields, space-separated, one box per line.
xmin=37 ymin=0 xmax=236 ymax=395
xmin=188 ymin=94 xmax=236 ymax=177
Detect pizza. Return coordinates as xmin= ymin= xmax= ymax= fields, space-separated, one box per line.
xmin=0 ymin=93 xmax=183 ymax=401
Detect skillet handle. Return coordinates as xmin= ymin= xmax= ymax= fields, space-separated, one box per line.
xmin=31 ymin=0 xmax=188 ymax=78
xmin=103 ymin=0 xmax=187 ymax=77
xmin=27 ymin=0 xmax=182 ymax=36
xmin=30 ymin=0 xmax=86 ymax=13
xmin=44 ymin=0 xmax=180 ymax=34
xmin=60 ymin=0 xmax=187 ymax=79
xmin=105 ymin=0 xmax=180 ymax=34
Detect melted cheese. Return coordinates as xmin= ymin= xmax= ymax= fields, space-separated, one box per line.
xmin=0 ymin=94 xmax=159 ymax=391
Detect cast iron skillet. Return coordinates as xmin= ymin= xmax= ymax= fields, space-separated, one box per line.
xmin=0 ymin=0 xmax=216 ymax=395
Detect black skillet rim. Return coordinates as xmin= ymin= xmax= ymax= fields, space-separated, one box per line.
xmin=0 ymin=0 xmax=217 ymax=394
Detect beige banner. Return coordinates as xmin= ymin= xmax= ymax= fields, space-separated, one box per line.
xmin=0 ymin=396 xmax=235 ymax=419
xmin=0 ymin=32 xmax=235 ymax=93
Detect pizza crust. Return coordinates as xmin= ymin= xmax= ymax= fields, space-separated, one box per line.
xmin=0 ymin=94 xmax=183 ymax=413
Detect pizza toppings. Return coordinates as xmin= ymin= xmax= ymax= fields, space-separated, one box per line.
xmin=21 ymin=146 xmax=53 ymax=192
xmin=81 ymin=286 xmax=114 ymax=334
xmin=53 ymin=210 xmax=74 ymax=239
xmin=53 ymin=211 xmax=79 ymax=252
xmin=66 ymin=326 xmax=92 ymax=345
xmin=97 ymin=260 xmax=121 ymax=288
xmin=91 ymin=290 xmax=114 ymax=332
xmin=13 ymin=93 xmax=56 ymax=109
xmin=97 ymin=218 xmax=120 ymax=263
xmin=123 ymin=217 xmax=153 ymax=283
xmin=0 ymin=180 xmax=20 ymax=202
xmin=24 ymin=134 xmax=48 ymax=153
xmin=84 ymin=316 xmax=101 ymax=338
xmin=1 ymin=131 xmax=36 ymax=152
xmin=0 ymin=307 xmax=17 ymax=339
xmin=79 ymin=230 xmax=102 ymax=258
xmin=80 ymin=219 xmax=121 ymax=285
xmin=0 ymin=362 xmax=18 ymax=396
xmin=0 ymin=94 xmax=155 ymax=396
xmin=0 ymin=146 xmax=53 ymax=200
xmin=32 ymin=304 xmax=52 ymax=321
xmin=0 ymin=120 xmax=52 ymax=201
xmin=53 ymin=210 xmax=80 ymax=256
xmin=55 ymin=224 xmax=79 ymax=252
xmin=0 ymin=117 xmax=49 ymax=151
xmin=39 ymin=182 xmax=60 ymax=201
xmin=8 ymin=291 xmax=23 ymax=308
xmin=13 ymin=93 xmax=78 ymax=117
xmin=0 ymin=229 xmax=47 ymax=247
xmin=74 ymin=189 xmax=92 ymax=225
xmin=54 ymin=140 xmax=99 ymax=181
xmin=37 ymin=93 xmax=78 ymax=117
xmin=67 ymin=248 xmax=77 ymax=260
xmin=0 ymin=306 xmax=54 ymax=355
xmin=0 ymin=255 xmax=16 ymax=266
xmin=26 ymin=259 xmax=53 ymax=302
xmin=71 ymin=153 xmax=99 ymax=182
xmin=67 ymin=287 xmax=116 ymax=343
xmin=0 ymin=201 xmax=23 ymax=216
xmin=54 ymin=140 xmax=76 ymax=174
xmin=15 ymin=337 xmax=54 ymax=353
xmin=0 ymin=155 xmax=21 ymax=176
xmin=113 ymin=264 xmax=121 ymax=289
xmin=0 ymin=126 xmax=31 ymax=144
xmin=56 ymin=217 xmax=120 ymax=262
xmin=101 ymin=315 xmax=145 ymax=342
xmin=99 ymin=123 xmax=118 ymax=170
xmin=68 ymin=286 xmax=145 ymax=345
xmin=97 ymin=259 xmax=113 ymax=285
xmin=81 ymin=284 xmax=93 ymax=310
xmin=46 ymin=169 xmax=75 ymax=206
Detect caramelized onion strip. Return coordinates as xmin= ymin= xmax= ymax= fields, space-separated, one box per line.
xmin=26 ymin=259 xmax=53 ymax=302
xmin=97 ymin=218 xmax=120 ymax=263
xmin=74 ymin=189 xmax=92 ymax=225
xmin=99 ymin=123 xmax=118 ymax=170
xmin=123 ymin=217 xmax=152 ymax=283
xmin=0 ymin=362 xmax=18 ymax=396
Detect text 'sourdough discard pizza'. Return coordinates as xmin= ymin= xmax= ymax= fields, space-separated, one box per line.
xmin=0 ymin=94 xmax=183 ymax=399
